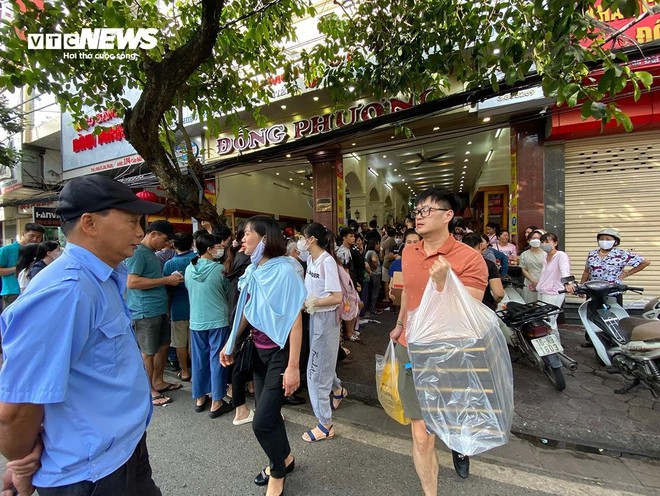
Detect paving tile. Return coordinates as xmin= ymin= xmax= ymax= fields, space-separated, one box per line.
xmin=621 ymin=457 xmax=660 ymax=489
xmin=534 ymin=449 xmax=640 ymax=485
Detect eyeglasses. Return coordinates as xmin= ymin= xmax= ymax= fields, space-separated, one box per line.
xmin=411 ymin=206 xmax=450 ymax=218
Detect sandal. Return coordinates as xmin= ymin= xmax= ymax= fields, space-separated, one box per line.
xmin=348 ymin=334 xmax=361 ymax=342
xmin=331 ymin=387 xmax=348 ymax=411
xmin=177 ymin=372 xmax=191 ymax=382
xmin=302 ymin=423 xmax=334 ymax=443
xmin=152 ymin=394 xmax=172 ymax=406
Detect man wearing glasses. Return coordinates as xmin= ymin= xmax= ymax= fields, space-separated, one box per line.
xmin=389 ymin=188 xmax=487 ymax=494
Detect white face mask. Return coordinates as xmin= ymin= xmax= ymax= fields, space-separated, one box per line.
xmin=215 ymin=248 xmax=225 ymax=259
xmin=529 ymin=239 xmax=541 ymax=248
xmin=298 ymin=250 xmax=309 ymax=262
xmin=250 ymin=237 xmax=266 ymax=264
xmin=599 ymin=239 xmax=615 ymax=250
xmin=296 ymin=238 xmax=309 ymax=253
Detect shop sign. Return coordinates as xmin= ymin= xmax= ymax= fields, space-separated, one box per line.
xmin=478 ymin=86 xmax=550 ymax=115
xmin=0 ymin=179 xmax=22 ymax=195
xmin=586 ymin=1 xmax=660 ymax=48
xmin=34 ymin=207 xmax=61 ymax=227
xmin=215 ymin=90 xmax=433 ymax=156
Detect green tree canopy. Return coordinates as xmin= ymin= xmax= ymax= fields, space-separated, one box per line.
xmin=1 ymin=0 xmax=656 ymax=221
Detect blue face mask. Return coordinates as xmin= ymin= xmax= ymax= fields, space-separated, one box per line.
xmin=251 ymin=237 xmax=266 ymax=264
xmin=540 ymin=243 xmax=553 ymax=252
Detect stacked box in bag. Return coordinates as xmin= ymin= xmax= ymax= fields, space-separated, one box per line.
xmin=407 ymin=327 xmax=513 ymax=456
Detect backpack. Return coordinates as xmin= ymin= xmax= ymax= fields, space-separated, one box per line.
xmin=336 ymin=263 xmax=361 ymax=322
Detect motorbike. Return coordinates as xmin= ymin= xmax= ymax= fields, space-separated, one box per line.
xmin=562 ymin=276 xmax=660 ymax=398
xmin=497 ymin=277 xmax=577 ymax=391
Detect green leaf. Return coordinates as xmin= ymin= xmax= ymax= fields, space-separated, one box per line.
xmin=580 ymin=101 xmax=592 ymax=119
xmin=635 ymin=71 xmax=654 ymax=90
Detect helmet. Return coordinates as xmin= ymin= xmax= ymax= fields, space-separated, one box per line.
xmin=596 ymin=228 xmax=620 ymax=242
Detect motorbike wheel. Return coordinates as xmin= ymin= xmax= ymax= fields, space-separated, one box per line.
xmin=544 ymin=365 xmax=567 ymax=391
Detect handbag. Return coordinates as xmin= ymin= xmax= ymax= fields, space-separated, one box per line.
xmin=235 ymin=330 xmax=254 ymax=373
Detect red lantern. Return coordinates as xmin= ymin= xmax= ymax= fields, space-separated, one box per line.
xmin=136 ymin=190 xmax=160 ymax=202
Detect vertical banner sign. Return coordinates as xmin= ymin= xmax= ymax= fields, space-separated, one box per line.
xmin=509 ymin=133 xmax=518 ymax=236
xmin=204 ymin=178 xmax=217 ymax=206
xmin=336 ymin=160 xmax=345 ymax=227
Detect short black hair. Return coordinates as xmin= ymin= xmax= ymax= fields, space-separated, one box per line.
xmin=60 ymin=209 xmax=111 ymax=237
xmin=462 ymin=232 xmax=482 ymax=249
xmin=415 ymin=188 xmax=459 ymax=213
xmin=173 ymin=232 xmax=194 ymax=252
xmin=24 ymin=223 xmax=46 ymax=234
xmin=194 ymin=232 xmax=220 ymax=256
xmin=192 ymin=229 xmax=208 ymax=240
xmin=339 ymin=227 xmax=354 ymax=240
xmin=16 ymin=243 xmax=39 ymax=276
xmin=403 ymin=228 xmax=421 ymax=242
xmin=386 ymin=227 xmax=396 ymax=237
xmin=245 ymin=215 xmax=286 ymax=259
xmin=213 ymin=225 xmax=232 ymax=243
xmin=35 ymin=241 xmax=60 ymax=261
xmin=369 ymin=219 xmax=378 ymax=229
xmin=486 ymin=221 xmax=499 ymax=230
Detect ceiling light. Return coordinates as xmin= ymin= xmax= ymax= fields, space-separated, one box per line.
xmin=289 ymin=178 xmax=293 ymax=181
xmin=463 ymin=165 xmax=467 ymax=169
xmin=462 ymin=171 xmax=466 ymax=175
xmin=483 ymin=117 xmax=491 ymax=123
xmin=393 ymin=168 xmax=398 ymax=172
xmin=464 ymin=159 xmax=469 ymax=162
xmin=313 ymin=96 xmax=319 ymax=101
xmin=368 ymin=167 xmax=379 ymax=177
xmin=281 ymin=105 xmax=287 ymax=110
xmin=465 ymin=151 xmax=470 ymax=155
xmin=486 ymin=149 xmax=494 ymax=162
xmin=398 ymin=174 xmax=401 ymax=177
xmin=390 ymin=135 xmax=395 ymax=139
xmin=286 ymin=153 xmax=291 ymax=158
xmin=403 ymin=179 xmax=406 ymax=182
xmin=276 ymin=172 xmax=280 ymax=175
xmin=467 ymin=141 xmax=472 ymax=145
xmin=300 ymin=182 xmax=304 ymax=185
xmin=495 ymin=128 xmax=503 ymax=139
xmin=311 ymin=186 xmax=314 ymax=189
xmin=383 ymin=155 xmax=387 ymax=158
xmin=433 ymin=126 xmax=440 ymax=131
xmin=351 ymin=143 xmax=356 ymax=146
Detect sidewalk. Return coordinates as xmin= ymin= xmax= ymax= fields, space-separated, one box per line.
xmin=336 ymin=308 xmax=660 ymax=459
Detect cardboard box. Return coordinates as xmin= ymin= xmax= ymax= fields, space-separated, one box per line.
xmin=391 ymin=271 xmax=404 ymax=306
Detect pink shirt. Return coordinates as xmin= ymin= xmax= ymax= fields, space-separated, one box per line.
xmin=536 ymin=251 xmax=571 ymax=295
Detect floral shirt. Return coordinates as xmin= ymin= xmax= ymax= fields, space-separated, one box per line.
xmin=584 ymin=248 xmax=644 ymax=283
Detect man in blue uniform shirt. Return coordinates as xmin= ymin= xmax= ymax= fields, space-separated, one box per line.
xmin=0 ymin=175 xmax=165 ymax=496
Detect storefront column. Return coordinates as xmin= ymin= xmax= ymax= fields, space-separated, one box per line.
xmin=307 ymin=149 xmax=342 ymax=233
xmin=511 ymin=120 xmax=546 ymax=247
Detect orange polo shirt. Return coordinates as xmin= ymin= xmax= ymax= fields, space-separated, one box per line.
xmin=399 ymin=235 xmax=488 ymax=347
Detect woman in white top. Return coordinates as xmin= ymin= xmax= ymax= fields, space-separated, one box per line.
xmin=536 ymin=232 xmax=571 ymax=342
xmin=494 ymin=229 xmax=518 ymax=261
xmin=300 ymin=222 xmax=346 ymax=443
xmin=519 ymin=230 xmax=546 ymax=302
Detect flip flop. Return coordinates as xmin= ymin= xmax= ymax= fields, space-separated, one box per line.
xmin=331 ymin=387 xmax=348 ymax=411
xmin=302 ymin=423 xmax=334 ymax=443
xmin=177 ymin=372 xmax=191 ymax=382
xmin=152 ymin=394 xmax=172 ymax=406
xmin=157 ymin=383 xmax=182 ymax=393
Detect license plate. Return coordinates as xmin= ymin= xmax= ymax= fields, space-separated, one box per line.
xmin=531 ymin=334 xmax=563 ymax=357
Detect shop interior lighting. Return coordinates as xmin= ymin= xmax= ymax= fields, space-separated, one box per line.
xmin=464 ymin=159 xmax=469 ymax=162
xmin=463 ymin=165 xmax=468 ymax=169
xmin=300 ymin=182 xmax=304 ymax=185
xmin=388 ymin=162 xmax=393 ymax=166
xmin=385 ymin=183 xmax=393 ymax=190
xmin=433 ymin=126 xmax=440 ymax=131
xmin=465 ymin=151 xmax=470 ymax=155
xmin=313 ymin=96 xmax=319 ymax=101
xmin=483 ymin=117 xmax=491 ymax=123
xmin=486 ymin=149 xmax=494 ymax=162
xmin=495 ymin=128 xmax=503 ymax=139
xmin=368 ymin=167 xmax=379 ymax=177
xmin=351 ymin=143 xmax=356 ymax=146
xmin=394 ymin=168 xmax=398 ymax=172
xmin=382 ymin=154 xmax=387 ymax=158
xmin=281 ymin=105 xmax=287 ymax=110
xmin=467 ymin=141 xmax=472 ymax=145
xmin=276 ymin=172 xmax=280 ymax=175
xmin=289 ymin=178 xmax=293 ymax=181
xmin=286 ymin=153 xmax=291 ymax=158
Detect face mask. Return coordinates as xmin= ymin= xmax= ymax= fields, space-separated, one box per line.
xmin=395 ymin=238 xmax=403 ymax=245
xmin=599 ymin=240 xmax=615 ymax=250
xmin=540 ymin=243 xmax=553 ymax=252
xmin=529 ymin=239 xmax=541 ymax=248
xmin=296 ymin=238 xmax=309 ymax=253
xmin=298 ymin=250 xmax=309 ymax=262
xmin=251 ymin=237 xmax=266 ymax=264
xmin=215 ymin=248 xmax=225 ymax=259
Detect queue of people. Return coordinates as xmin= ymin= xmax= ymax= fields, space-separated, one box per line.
xmin=0 ymin=174 xmax=652 ymax=496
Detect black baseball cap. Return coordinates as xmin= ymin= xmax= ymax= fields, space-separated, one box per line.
xmin=57 ymin=175 xmax=164 ymax=222
xmin=146 ymin=220 xmax=176 ymax=239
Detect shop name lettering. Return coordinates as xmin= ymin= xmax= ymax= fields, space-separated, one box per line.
xmin=216 ymin=91 xmax=432 ymax=155
xmin=72 ymin=125 xmax=125 ymax=153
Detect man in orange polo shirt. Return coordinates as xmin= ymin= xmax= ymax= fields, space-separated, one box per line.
xmin=390 ymin=188 xmax=487 ymax=494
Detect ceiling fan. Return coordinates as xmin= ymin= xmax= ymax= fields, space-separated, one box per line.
xmin=411 ymin=150 xmax=450 ymax=168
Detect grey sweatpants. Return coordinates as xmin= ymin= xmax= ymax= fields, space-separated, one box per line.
xmin=307 ymin=310 xmax=342 ymax=426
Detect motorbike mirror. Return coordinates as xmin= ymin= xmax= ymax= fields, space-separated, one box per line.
xmin=561 ymin=276 xmax=576 ymax=284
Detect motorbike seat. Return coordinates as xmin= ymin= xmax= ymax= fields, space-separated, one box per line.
xmin=643 ymin=297 xmax=660 ymax=312
xmin=619 ymin=317 xmax=660 ymax=341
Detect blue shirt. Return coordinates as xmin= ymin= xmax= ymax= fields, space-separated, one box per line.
xmin=0 ymin=241 xmax=20 ymax=296
xmin=163 ymin=251 xmax=196 ymax=321
xmin=184 ymin=258 xmax=229 ymax=331
xmin=125 ymin=244 xmax=168 ymax=319
xmin=389 ymin=258 xmax=402 ymax=278
xmin=0 ymin=243 xmax=152 ymax=487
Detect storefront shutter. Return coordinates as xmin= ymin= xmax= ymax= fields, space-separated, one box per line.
xmin=564 ymin=130 xmax=660 ymax=306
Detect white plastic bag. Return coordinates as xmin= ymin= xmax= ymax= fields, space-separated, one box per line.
xmin=406 ymin=270 xmax=514 ymax=456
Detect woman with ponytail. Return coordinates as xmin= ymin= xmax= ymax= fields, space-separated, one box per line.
xmin=298 ymin=222 xmax=347 ymax=443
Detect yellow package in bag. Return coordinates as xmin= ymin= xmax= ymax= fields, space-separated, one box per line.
xmin=376 ymin=340 xmax=410 ymax=425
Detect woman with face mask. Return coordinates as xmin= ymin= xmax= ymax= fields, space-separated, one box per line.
xmin=535 ymin=233 xmax=572 ymax=342
xmin=220 ymin=216 xmax=306 ymax=496
xmin=185 ymin=233 xmax=233 ymax=418
xmin=580 ymin=228 xmax=650 ymax=287
xmin=299 ymin=222 xmax=347 ymax=443
xmin=518 ymin=230 xmax=546 ymax=302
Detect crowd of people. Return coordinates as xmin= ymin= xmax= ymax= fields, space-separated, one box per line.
xmin=0 ymin=174 xmax=651 ymax=496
